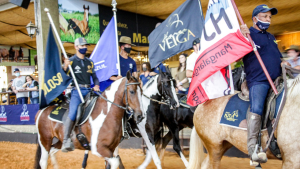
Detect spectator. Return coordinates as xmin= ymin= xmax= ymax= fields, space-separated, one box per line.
xmin=22 ymin=75 xmax=39 ymax=104
xmin=285 ymin=45 xmax=300 ymax=77
xmin=140 ymin=62 xmax=155 ymax=87
xmin=12 ymin=68 xmax=28 ymax=104
xmin=176 ymin=54 xmax=189 ymax=94
xmin=7 ymin=79 xmax=16 ymax=96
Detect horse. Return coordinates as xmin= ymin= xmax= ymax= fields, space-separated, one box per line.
xmin=12 ymin=47 xmax=23 ymax=62
xmin=187 ymin=74 xmax=300 ymax=169
xmin=138 ymin=94 xmax=194 ymax=168
xmin=0 ymin=48 xmax=9 ymax=61
xmin=113 ymin=68 xmax=179 ymax=169
xmin=67 ymin=5 xmax=90 ymax=36
xmin=34 ymin=72 xmax=144 ymax=169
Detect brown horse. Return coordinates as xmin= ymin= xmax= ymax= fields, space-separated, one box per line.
xmin=0 ymin=48 xmax=9 ymax=60
xmin=13 ymin=47 xmax=23 ymax=62
xmin=188 ymin=75 xmax=300 ymax=169
xmin=34 ymin=72 xmax=144 ymax=169
xmin=67 ymin=5 xmax=90 ymax=36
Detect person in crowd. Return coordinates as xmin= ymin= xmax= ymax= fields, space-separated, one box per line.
xmin=285 ymin=45 xmax=300 ymax=77
xmin=62 ymin=37 xmax=100 ymax=152
xmin=100 ymin=36 xmax=137 ymax=92
xmin=22 ymin=75 xmax=39 ymax=104
xmin=140 ymin=62 xmax=155 ymax=87
xmin=186 ymin=38 xmax=201 ymax=78
xmin=7 ymin=79 xmax=15 ymax=96
xmin=176 ymin=54 xmax=189 ymax=94
xmin=12 ymin=68 xmax=28 ymax=104
xmin=240 ymin=4 xmax=289 ymax=163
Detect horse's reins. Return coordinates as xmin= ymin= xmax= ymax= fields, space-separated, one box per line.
xmin=263 ymin=65 xmax=300 ymax=152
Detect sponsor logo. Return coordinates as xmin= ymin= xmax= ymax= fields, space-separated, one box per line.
xmin=20 ymin=104 xmax=30 ymax=121
xmin=87 ymin=65 xmax=93 ymax=73
xmin=224 ymin=110 xmax=238 ymax=122
xmin=0 ymin=106 xmax=7 ymax=122
xmin=75 ymin=65 xmax=82 ymax=73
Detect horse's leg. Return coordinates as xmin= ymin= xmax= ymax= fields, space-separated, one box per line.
xmin=113 ymin=146 xmax=125 ymax=169
xmin=137 ymin=120 xmax=162 ymax=169
xmin=49 ymin=147 xmax=59 ymax=169
xmin=169 ymin=126 xmax=189 ymax=167
xmin=105 ymin=157 xmax=120 ymax=169
xmin=81 ymin=150 xmax=89 ymax=169
xmin=138 ymin=148 xmax=152 ymax=169
xmin=158 ymin=131 xmax=173 ymax=167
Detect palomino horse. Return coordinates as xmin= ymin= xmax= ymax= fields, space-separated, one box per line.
xmin=68 ymin=5 xmax=90 ymax=36
xmin=115 ymin=68 xmax=179 ymax=169
xmin=34 ymin=72 xmax=143 ymax=169
xmin=188 ymin=75 xmax=300 ymax=169
xmin=139 ymin=94 xmax=194 ymax=168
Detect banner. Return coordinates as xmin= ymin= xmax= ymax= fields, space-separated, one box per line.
xmin=90 ymin=17 xmax=118 ymax=83
xmin=58 ymin=0 xmax=100 ymax=44
xmin=187 ymin=0 xmax=252 ymax=106
xmin=40 ymin=26 xmax=72 ymax=109
xmin=0 ymin=104 xmax=39 ymax=125
xmin=148 ymin=0 xmax=204 ymax=68
xmin=98 ymin=5 xmax=163 ymax=46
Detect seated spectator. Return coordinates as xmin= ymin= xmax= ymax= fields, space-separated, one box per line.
xmin=176 ymin=54 xmax=189 ymax=94
xmin=286 ymin=45 xmax=300 ymax=77
xmin=22 ymin=75 xmax=39 ymax=104
xmin=140 ymin=62 xmax=156 ymax=87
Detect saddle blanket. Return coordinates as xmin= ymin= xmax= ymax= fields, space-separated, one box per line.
xmin=220 ymin=90 xmax=284 ymax=130
xmin=179 ymin=95 xmax=190 ymax=108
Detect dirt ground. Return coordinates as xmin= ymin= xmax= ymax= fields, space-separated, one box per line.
xmin=0 ymin=142 xmax=282 ymax=169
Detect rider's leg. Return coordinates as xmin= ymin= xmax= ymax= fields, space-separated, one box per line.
xmin=62 ymin=88 xmax=89 ymax=152
xmin=248 ymin=83 xmax=270 ymax=163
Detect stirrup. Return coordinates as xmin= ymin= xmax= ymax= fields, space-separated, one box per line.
xmin=251 ymin=144 xmax=267 ymax=163
xmin=61 ymin=138 xmax=75 ymax=152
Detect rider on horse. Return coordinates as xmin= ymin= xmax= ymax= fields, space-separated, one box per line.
xmin=62 ymin=37 xmax=100 ymax=152
xmin=240 ymin=5 xmax=290 ymax=163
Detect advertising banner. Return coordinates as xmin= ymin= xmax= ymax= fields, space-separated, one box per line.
xmin=0 ymin=104 xmax=39 ymax=125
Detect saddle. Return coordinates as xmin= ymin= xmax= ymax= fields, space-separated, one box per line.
xmin=48 ymin=91 xmax=98 ymax=126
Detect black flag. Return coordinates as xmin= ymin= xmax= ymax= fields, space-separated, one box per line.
xmin=148 ymin=0 xmax=204 ymax=68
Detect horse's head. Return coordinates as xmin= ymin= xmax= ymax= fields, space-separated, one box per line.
xmin=123 ymin=71 xmax=144 ymax=124
xmin=83 ymin=5 xmax=89 ymax=22
xmin=158 ymin=67 xmax=179 ymax=109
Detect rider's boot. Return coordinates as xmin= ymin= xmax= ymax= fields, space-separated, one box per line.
xmin=61 ymin=117 xmax=75 ymax=152
xmin=247 ymin=112 xmax=267 ymax=165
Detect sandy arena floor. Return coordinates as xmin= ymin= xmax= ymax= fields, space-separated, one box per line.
xmin=0 ymin=142 xmax=282 ymax=169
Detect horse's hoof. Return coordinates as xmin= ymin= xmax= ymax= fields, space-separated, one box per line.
xmin=250 ymin=160 xmax=259 ymax=166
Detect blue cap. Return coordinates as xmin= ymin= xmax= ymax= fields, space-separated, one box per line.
xmin=252 ymin=4 xmax=278 ymax=18
xmin=14 ymin=68 xmax=20 ymax=72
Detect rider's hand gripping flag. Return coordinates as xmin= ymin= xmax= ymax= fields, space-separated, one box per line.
xmin=39 ymin=26 xmax=72 ymax=109
xmin=187 ymin=0 xmax=253 ymax=106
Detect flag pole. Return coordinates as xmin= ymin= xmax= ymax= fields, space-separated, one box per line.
xmin=44 ymin=8 xmax=85 ymax=103
xmin=112 ymin=0 xmax=121 ymax=76
xmin=230 ymin=0 xmax=278 ymax=94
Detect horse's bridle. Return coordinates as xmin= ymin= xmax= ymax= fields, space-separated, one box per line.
xmin=97 ymin=79 xmax=140 ymax=119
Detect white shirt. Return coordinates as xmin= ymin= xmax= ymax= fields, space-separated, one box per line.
xmin=12 ymin=76 xmax=28 ymax=98
xmin=186 ymin=52 xmax=199 ymax=71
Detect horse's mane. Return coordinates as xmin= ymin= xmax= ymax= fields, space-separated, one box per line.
xmin=287 ymin=74 xmax=300 ymax=98
xmin=143 ymin=75 xmax=158 ymax=90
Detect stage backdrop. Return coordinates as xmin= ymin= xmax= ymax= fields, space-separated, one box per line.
xmin=0 ymin=104 xmax=39 ymax=125
xmin=98 ymin=5 xmax=163 ymax=46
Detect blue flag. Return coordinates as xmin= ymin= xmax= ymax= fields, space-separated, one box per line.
xmin=40 ymin=26 xmax=72 ymax=109
xmin=148 ymin=0 xmax=205 ymax=68
xmin=90 ymin=17 xmax=118 ymax=83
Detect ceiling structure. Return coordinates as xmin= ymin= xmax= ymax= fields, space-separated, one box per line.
xmin=0 ymin=0 xmax=299 ymax=56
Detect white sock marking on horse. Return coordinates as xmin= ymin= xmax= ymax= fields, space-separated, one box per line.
xmin=89 ymin=78 xmax=123 ymax=157
xmin=49 ymin=147 xmax=59 ymax=169
xmin=113 ymin=146 xmax=119 ymax=157
xmin=107 ymin=157 xmax=120 ymax=169
xmin=180 ymin=151 xmax=189 ymax=167
xmin=138 ymin=149 xmax=152 ymax=169
xmin=36 ymin=108 xmax=50 ymax=169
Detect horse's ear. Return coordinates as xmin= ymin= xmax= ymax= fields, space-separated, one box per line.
xmin=158 ymin=67 xmax=163 ymax=75
xmin=126 ymin=70 xmax=131 ymax=81
xmin=87 ymin=6 xmax=89 ymax=10
xmin=83 ymin=5 xmax=85 ymax=9
xmin=166 ymin=66 xmax=171 ymax=75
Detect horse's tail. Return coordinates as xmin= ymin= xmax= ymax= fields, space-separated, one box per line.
xmin=187 ymin=127 xmax=205 ymax=169
xmin=34 ymin=143 xmax=42 ymax=169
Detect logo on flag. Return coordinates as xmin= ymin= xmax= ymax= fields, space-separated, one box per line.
xmin=148 ymin=0 xmax=204 ymax=68
xmin=40 ymin=26 xmax=72 ymax=109
xmin=90 ymin=16 xmax=118 ymax=83
xmin=187 ymin=0 xmax=253 ymax=106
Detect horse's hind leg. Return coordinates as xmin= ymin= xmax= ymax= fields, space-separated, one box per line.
xmin=169 ymin=127 xmax=189 ymax=167
xmin=49 ymin=147 xmax=60 ymax=169
xmin=106 ymin=157 xmax=120 ymax=169
xmin=113 ymin=146 xmax=124 ymax=169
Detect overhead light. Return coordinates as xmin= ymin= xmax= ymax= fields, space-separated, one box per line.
xmin=26 ymin=21 xmax=38 ymax=39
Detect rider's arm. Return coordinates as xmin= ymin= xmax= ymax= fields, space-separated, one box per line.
xmin=91 ymin=73 xmax=100 ymax=86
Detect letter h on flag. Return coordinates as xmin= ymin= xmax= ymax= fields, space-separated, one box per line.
xmin=187 ymin=0 xmax=253 ymax=106
xmin=40 ymin=26 xmax=72 ymax=109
